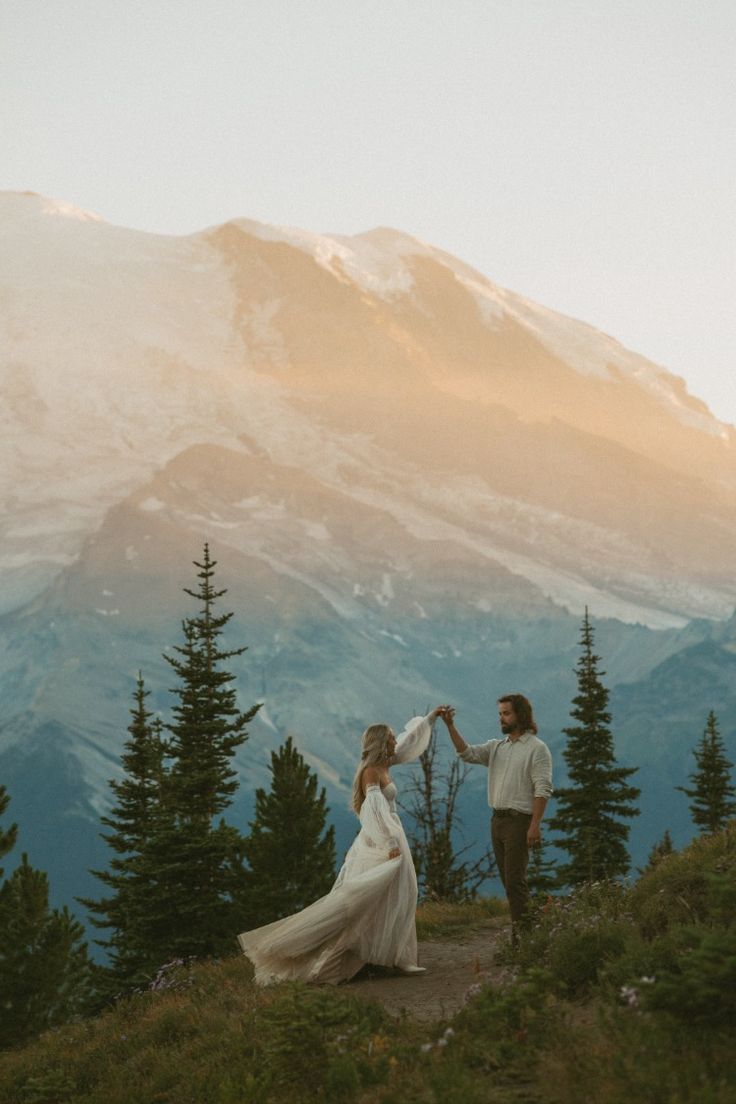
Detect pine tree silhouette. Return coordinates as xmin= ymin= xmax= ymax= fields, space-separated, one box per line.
xmin=80 ymin=674 xmax=168 ymax=990
xmin=150 ymin=544 xmax=260 ymax=960
xmin=240 ymin=736 xmax=336 ymax=928
xmin=677 ymin=711 xmax=736 ymax=835
xmin=0 ymin=788 xmax=92 ymax=1046
xmin=549 ymin=609 xmax=640 ymax=886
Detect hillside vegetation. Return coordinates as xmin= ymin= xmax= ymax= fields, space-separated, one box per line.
xmin=1 ymin=824 xmax=734 ymax=1104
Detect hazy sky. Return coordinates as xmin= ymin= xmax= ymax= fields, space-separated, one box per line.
xmin=3 ymin=0 xmax=735 ymax=424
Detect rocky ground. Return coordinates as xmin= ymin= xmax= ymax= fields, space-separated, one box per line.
xmin=342 ymin=920 xmax=512 ymax=1021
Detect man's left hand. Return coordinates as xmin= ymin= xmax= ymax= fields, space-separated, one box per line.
xmin=527 ymin=823 xmax=542 ymax=846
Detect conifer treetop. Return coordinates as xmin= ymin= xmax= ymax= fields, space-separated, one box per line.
xmin=677 ymin=710 xmax=736 ymax=835
xmin=549 ymin=607 xmax=640 ymax=886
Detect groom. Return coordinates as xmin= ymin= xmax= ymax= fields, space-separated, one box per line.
xmin=439 ymin=695 xmax=553 ymax=932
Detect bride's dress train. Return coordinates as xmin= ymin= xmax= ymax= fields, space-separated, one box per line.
xmin=237 ymin=714 xmax=433 ymax=985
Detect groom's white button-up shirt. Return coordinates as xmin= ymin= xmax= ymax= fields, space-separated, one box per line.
xmin=459 ymin=732 xmax=553 ymax=813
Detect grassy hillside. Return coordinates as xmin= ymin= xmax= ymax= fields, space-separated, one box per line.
xmin=1 ymin=826 xmax=734 ymax=1104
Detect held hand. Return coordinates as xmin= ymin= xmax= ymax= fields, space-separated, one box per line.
xmin=438 ymin=705 xmax=456 ymax=728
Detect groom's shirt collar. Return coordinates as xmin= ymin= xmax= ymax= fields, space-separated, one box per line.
xmin=502 ymin=731 xmax=533 ymax=745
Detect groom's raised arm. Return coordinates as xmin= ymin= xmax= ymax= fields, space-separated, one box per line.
xmin=440 ymin=708 xmax=468 ymax=753
xmin=439 ymin=708 xmax=492 ymax=764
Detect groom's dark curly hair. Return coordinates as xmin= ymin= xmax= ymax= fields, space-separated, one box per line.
xmin=497 ymin=693 xmax=538 ymax=735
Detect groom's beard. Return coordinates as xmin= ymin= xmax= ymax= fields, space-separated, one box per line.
xmin=500 ymin=723 xmax=517 ymax=735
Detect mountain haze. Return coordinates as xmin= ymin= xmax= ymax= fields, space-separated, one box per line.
xmin=1 ymin=191 xmax=734 ymax=913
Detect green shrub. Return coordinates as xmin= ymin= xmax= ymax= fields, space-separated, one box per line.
xmin=628 ymin=820 xmax=736 ymax=937
xmin=454 ymin=967 xmax=558 ymax=1064
xmin=508 ymin=880 xmax=637 ymax=996
xmin=255 ymin=983 xmax=390 ymax=1101
xmin=597 ymin=925 xmax=686 ymax=995
xmin=537 ymin=1000 xmax=736 ymax=1104
xmin=642 ymin=924 xmax=736 ymax=1026
xmin=546 ymin=920 xmax=629 ymax=996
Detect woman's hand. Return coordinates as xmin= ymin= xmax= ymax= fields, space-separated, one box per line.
xmin=388 ymin=847 xmax=400 ymax=859
xmin=436 ymin=705 xmax=455 ymax=727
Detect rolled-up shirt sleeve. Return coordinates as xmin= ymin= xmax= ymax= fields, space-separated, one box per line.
xmin=459 ymin=741 xmax=493 ymax=766
xmin=530 ymin=743 xmax=553 ymax=799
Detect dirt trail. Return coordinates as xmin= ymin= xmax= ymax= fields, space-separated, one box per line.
xmin=341 ymin=923 xmax=513 ymax=1022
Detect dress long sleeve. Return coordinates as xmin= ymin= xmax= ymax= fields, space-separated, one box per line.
xmin=391 ymin=713 xmax=435 ymax=765
xmin=359 ymin=784 xmax=401 ymax=853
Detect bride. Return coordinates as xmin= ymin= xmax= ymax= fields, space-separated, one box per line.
xmin=237 ymin=706 xmax=446 ymax=985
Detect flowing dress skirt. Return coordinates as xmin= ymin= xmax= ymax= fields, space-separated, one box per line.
xmin=238 ymin=716 xmax=433 ymax=985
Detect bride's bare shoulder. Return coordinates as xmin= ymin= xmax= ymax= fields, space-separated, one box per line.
xmin=361 ymin=765 xmax=383 ymax=791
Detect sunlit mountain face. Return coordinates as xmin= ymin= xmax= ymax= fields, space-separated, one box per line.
xmin=1 ymin=190 xmax=735 ymax=914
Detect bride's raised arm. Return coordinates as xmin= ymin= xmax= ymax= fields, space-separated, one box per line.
xmin=390 ymin=706 xmax=445 ymax=765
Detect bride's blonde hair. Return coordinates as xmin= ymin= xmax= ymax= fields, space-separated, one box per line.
xmin=351 ymin=723 xmax=392 ymax=814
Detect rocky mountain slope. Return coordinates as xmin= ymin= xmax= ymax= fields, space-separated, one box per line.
xmin=1 ymin=190 xmax=734 ymax=911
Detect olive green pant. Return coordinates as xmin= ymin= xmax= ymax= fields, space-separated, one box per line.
xmin=491 ymin=810 xmax=532 ymax=923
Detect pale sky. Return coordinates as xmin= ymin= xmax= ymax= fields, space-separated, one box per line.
xmin=3 ymin=0 xmax=735 ymax=425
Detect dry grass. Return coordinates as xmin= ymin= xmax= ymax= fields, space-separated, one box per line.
xmin=2 ymin=832 xmax=735 ymax=1104
xmin=415 ymin=896 xmax=508 ymax=940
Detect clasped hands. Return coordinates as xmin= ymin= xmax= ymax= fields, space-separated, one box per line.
xmin=434 ymin=704 xmax=455 ymax=727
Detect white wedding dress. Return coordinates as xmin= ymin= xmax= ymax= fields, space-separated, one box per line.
xmin=237 ymin=714 xmax=434 ymax=985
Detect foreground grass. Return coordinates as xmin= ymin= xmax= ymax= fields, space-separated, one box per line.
xmin=0 ymin=956 xmax=553 ymax=1104
xmin=415 ymin=895 xmax=507 ymax=939
xmin=2 ymin=825 xmax=734 ymax=1104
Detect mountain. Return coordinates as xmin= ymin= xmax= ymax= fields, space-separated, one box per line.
xmin=1 ymin=190 xmax=734 ymax=917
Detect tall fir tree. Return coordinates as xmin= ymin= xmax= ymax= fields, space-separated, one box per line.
xmin=549 ymin=609 xmax=640 ymax=886
xmin=0 ymin=784 xmax=18 ymax=879
xmin=150 ymin=544 xmax=260 ymax=959
xmin=677 ymin=711 xmax=736 ymax=835
xmin=79 ymin=674 xmax=168 ymax=991
xmin=0 ymin=787 xmax=93 ymax=1048
xmin=240 ymin=736 xmax=336 ymax=928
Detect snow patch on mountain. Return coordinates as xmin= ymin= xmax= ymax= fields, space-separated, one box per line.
xmin=39 ymin=196 xmax=106 ymax=223
xmin=0 ymin=191 xmax=106 ymax=227
xmin=498 ymin=290 xmax=728 ymax=439
xmin=223 ymin=213 xmax=728 ymax=441
xmin=228 ymin=219 xmax=422 ymax=297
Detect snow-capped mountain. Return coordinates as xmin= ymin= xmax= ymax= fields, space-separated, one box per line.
xmin=2 ymin=190 xmax=735 ymax=624
xmin=1 ymin=190 xmax=735 ymax=911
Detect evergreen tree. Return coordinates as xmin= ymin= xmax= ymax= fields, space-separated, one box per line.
xmin=150 ymin=544 xmax=260 ymax=959
xmin=0 ymin=786 xmax=93 ymax=1048
xmin=527 ymin=839 xmax=559 ymax=899
xmin=240 ymin=736 xmax=336 ymax=928
xmin=79 ymin=674 xmax=168 ymax=990
xmin=0 ymin=784 xmax=18 ymax=879
xmin=549 ymin=609 xmax=640 ymax=886
xmin=638 ymin=829 xmax=675 ymax=876
xmin=403 ymin=730 xmax=495 ymax=901
xmin=677 ymin=711 xmax=736 ymax=835
xmin=0 ymin=856 xmax=93 ymax=1048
